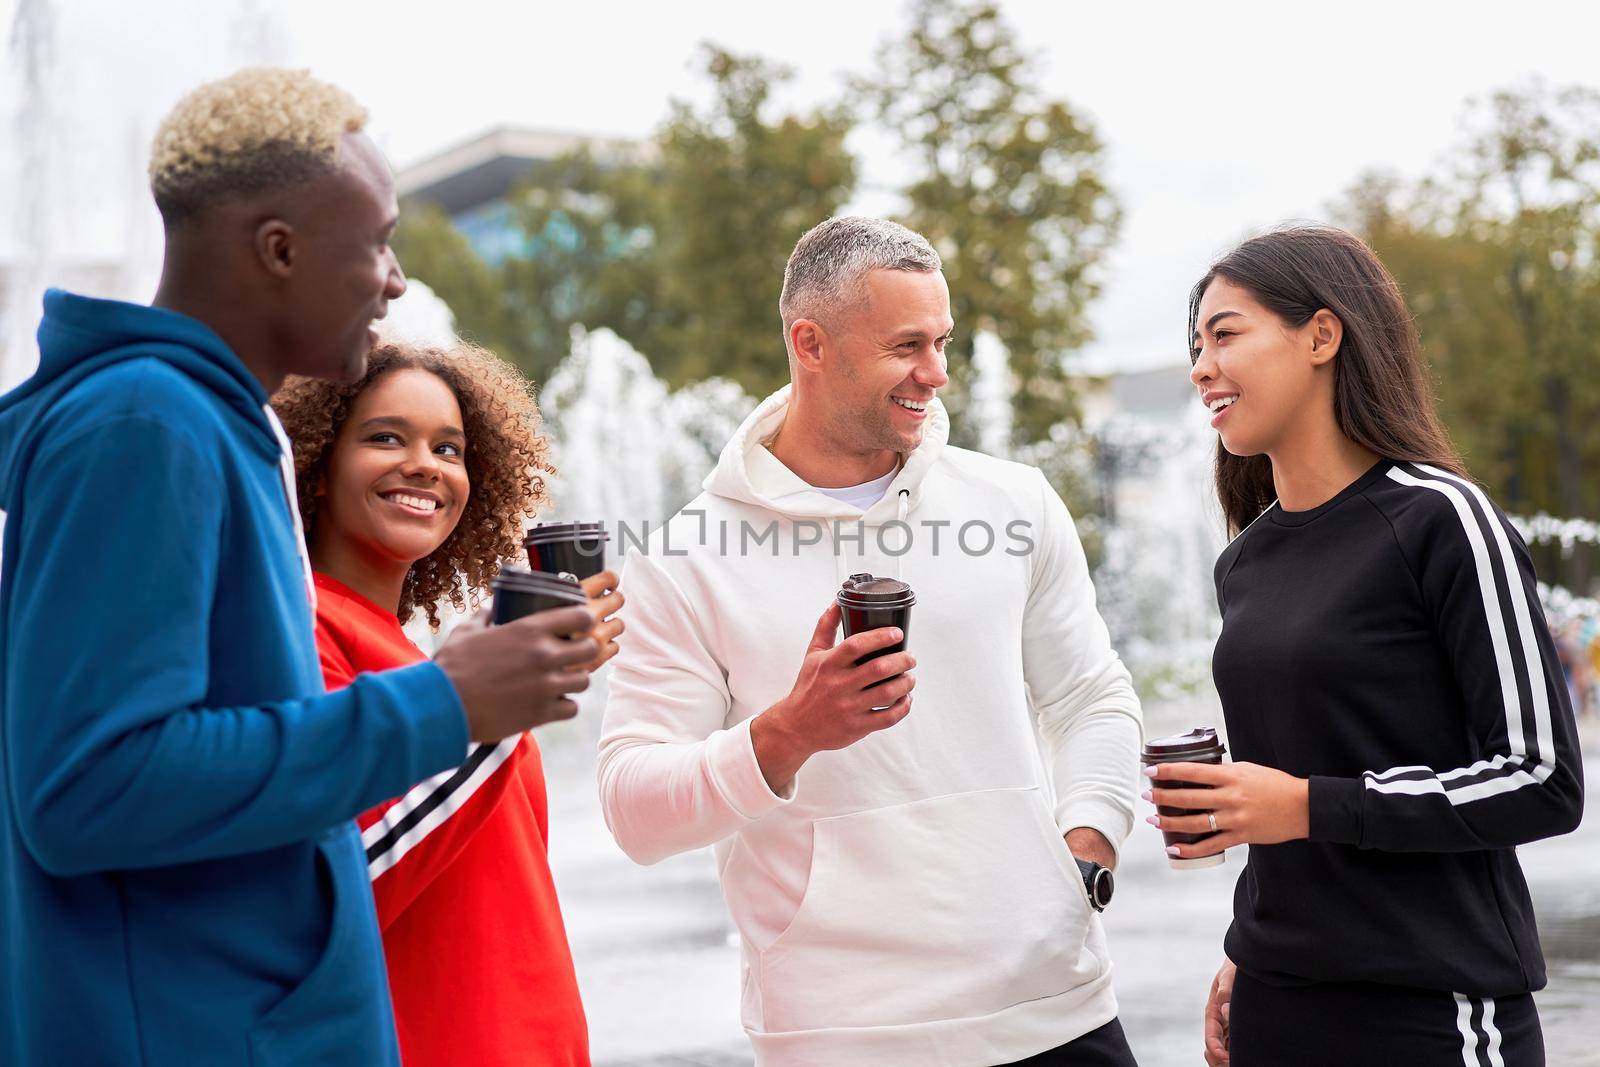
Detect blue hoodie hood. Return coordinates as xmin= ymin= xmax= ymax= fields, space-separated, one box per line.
xmin=0 ymin=288 xmax=276 ymax=502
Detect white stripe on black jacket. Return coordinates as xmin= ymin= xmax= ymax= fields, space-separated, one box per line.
xmin=1213 ymin=459 xmax=1584 ymax=995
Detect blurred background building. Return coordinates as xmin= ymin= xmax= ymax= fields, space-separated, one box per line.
xmin=397 ymin=126 xmax=647 ymax=264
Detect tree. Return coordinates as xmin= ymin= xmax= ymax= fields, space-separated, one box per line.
xmin=1338 ymin=83 xmax=1600 ymax=592
xmin=396 ymin=46 xmax=856 ymax=397
xmin=390 ymin=202 xmax=542 ymax=374
xmin=857 ymin=0 xmax=1121 ymax=446
xmin=502 ymin=150 xmax=667 ymax=383
xmin=643 ymin=47 xmax=857 ymax=393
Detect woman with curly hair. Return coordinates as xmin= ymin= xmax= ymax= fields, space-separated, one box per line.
xmin=273 ymin=340 xmax=621 ymax=1067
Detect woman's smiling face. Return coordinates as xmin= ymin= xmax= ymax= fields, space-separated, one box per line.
xmin=316 ymin=367 xmax=470 ymax=567
xmin=1189 ymin=276 xmax=1331 ymax=458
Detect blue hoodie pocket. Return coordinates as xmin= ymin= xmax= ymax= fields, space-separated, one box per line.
xmin=248 ymin=827 xmax=389 ymax=1066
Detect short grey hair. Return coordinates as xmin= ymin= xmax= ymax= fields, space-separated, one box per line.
xmin=779 ymin=216 xmax=942 ymax=347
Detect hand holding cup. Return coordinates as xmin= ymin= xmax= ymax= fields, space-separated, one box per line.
xmin=750 ymin=602 xmax=916 ymax=792
xmin=434 ymin=606 xmax=599 ymax=743
xmin=580 ymin=569 xmax=625 ymax=672
xmin=525 ymin=521 xmax=610 ymax=581
xmin=1143 ymin=759 xmax=1311 ymax=862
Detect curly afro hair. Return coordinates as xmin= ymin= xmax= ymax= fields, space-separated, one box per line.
xmin=272 ymin=341 xmax=555 ymax=628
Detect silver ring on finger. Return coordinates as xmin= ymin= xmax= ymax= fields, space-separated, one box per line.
xmin=1207 ymin=812 xmax=1218 ymax=832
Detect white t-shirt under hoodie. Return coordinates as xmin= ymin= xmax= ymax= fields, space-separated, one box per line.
xmin=783 ymin=463 xmax=897 ymax=512
xmin=599 ymin=386 xmax=1144 ymax=1066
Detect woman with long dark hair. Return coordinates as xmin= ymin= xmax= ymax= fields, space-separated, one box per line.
xmin=1152 ymin=226 xmax=1584 ymax=1065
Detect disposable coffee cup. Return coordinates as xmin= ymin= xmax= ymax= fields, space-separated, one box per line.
xmin=492 ymin=566 xmax=588 ymax=626
xmin=836 ymin=573 xmax=915 ymax=712
xmin=1141 ymin=727 xmax=1228 ymax=870
xmin=523 ymin=521 xmax=610 ymax=582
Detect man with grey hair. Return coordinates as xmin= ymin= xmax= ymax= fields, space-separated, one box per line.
xmin=601 ymin=216 xmax=1144 ymax=1065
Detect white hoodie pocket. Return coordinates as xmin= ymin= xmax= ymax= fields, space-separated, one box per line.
xmin=756 ymin=785 xmax=1099 ymax=1034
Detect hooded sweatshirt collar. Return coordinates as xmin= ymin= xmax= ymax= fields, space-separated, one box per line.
xmin=3 ymin=289 xmax=274 ymax=426
xmin=0 ymin=288 xmax=284 ymax=504
xmin=702 ymin=384 xmax=949 ymax=523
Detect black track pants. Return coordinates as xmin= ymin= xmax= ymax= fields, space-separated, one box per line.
xmin=998 ymin=1017 xmax=1139 ymax=1066
xmin=1229 ymin=969 xmax=1544 ymax=1066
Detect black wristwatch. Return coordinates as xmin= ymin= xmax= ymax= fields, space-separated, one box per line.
xmin=1074 ymin=857 xmax=1114 ymax=912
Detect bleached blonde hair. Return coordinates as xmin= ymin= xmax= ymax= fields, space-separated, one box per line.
xmin=149 ymin=67 xmax=369 ymax=225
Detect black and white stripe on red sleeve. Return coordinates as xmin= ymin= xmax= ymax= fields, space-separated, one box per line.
xmin=362 ymin=736 xmax=521 ymax=879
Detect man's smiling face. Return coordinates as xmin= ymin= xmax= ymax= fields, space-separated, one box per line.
xmin=822 ymin=268 xmax=954 ymax=454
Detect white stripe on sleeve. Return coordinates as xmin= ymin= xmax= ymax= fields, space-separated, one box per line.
xmin=1360 ymin=466 xmax=1556 ymax=806
xmin=1417 ymin=463 xmax=1555 ymax=783
xmin=362 ymin=736 xmax=520 ymax=879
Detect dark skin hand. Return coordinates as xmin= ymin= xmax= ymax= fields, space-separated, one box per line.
xmin=436 ymin=573 xmax=620 ymax=743
xmin=433 ymin=606 xmax=599 ymax=743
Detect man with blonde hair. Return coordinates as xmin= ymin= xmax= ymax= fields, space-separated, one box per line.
xmin=0 ymin=68 xmax=597 ymax=1064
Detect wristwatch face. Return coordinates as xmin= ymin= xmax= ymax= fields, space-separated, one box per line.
xmin=1091 ymin=866 xmax=1115 ymax=910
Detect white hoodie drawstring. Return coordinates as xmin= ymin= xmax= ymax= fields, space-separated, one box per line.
xmin=894 ymin=488 xmax=910 ymax=579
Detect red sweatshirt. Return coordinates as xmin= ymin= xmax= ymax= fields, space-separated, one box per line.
xmin=313 ymin=572 xmax=589 ymax=1067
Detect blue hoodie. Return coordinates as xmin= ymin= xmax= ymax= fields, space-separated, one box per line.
xmin=0 ymin=291 xmax=470 ymax=1065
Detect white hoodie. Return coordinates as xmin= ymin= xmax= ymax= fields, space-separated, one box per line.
xmin=598 ymin=388 xmax=1143 ymax=1066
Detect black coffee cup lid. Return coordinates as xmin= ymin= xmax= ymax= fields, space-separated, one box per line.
xmin=837 ymin=572 xmax=915 ymax=605
xmin=493 ymin=566 xmax=586 ymax=595
xmin=1142 ymin=727 xmax=1225 ymax=757
xmin=524 ymin=521 xmax=610 ymax=544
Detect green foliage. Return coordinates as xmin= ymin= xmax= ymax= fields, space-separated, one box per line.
xmin=390 ymin=203 xmax=541 ymax=374
xmin=644 ymin=48 xmax=857 ymax=393
xmin=1337 ymin=82 xmax=1600 ymax=590
xmin=396 ymin=4 xmax=1118 ymax=457
xmin=857 ymin=0 xmax=1121 ymax=447
xmin=503 ymin=150 xmax=667 ymax=382
xmin=398 ymin=45 xmax=856 ymax=397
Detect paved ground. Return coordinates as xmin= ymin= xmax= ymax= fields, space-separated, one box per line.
xmin=540 ymin=709 xmax=1600 ymax=1066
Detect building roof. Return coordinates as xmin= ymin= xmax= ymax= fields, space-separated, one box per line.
xmin=395 ymin=125 xmax=648 ymax=216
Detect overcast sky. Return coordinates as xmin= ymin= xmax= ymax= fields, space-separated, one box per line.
xmin=6 ymin=0 xmax=1598 ymax=373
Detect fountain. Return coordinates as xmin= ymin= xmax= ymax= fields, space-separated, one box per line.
xmin=402 ymin=320 xmax=753 ymax=654
xmin=968 ymin=332 xmax=1227 ymax=712
xmin=1090 ymin=406 xmax=1225 ymax=710
xmin=537 ymin=326 xmax=752 ymax=531
xmin=376 ymin=279 xmax=459 ymax=349
xmin=1 ymin=0 xmax=292 ymax=390
xmin=969 ymin=330 xmax=1014 ymax=457
xmin=3 ymin=0 xmax=68 ymax=391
